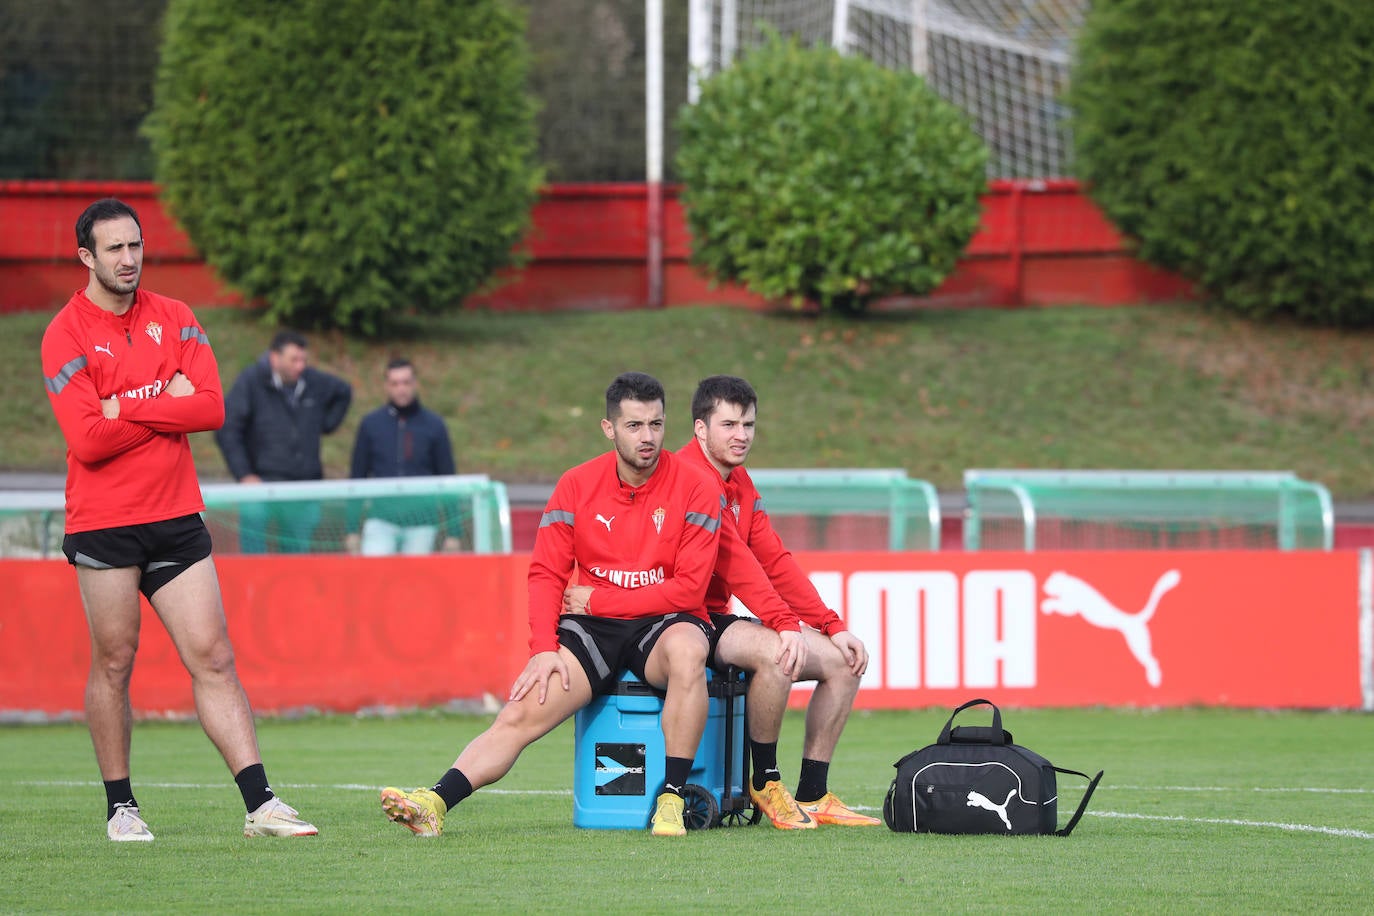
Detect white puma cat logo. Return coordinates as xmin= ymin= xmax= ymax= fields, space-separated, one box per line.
xmin=93 ymin=341 xmax=114 ymax=358
xmin=1041 ymin=570 xmax=1180 ymax=687
xmin=595 ymin=514 xmax=614 ymax=531
xmin=967 ymin=788 xmax=1016 ymax=831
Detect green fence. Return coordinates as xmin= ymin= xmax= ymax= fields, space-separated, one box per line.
xmin=963 ymin=469 xmax=1333 ymax=551
xmin=750 ymin=468 xmax=941 ymax=552
xmin=0 ymin=474 xmax=512 ymax=558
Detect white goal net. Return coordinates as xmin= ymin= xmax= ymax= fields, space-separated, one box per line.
xmin=688 ymin=0 xmax=1087 ymax=178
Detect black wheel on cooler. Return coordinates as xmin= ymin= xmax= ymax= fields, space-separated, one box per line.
xmin=718 ymin=801 xmax=762 ymax=828
xmin=681 ymin=784 xmax=720 ymax=830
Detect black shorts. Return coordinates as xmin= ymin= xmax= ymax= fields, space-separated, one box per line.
xmin=707 ymin=612 xmax=759 ymax=669
xmin=557 ymin=613 xmax=713 ymax=696
xmin=62 ymin=513 xmax=213 ymax=600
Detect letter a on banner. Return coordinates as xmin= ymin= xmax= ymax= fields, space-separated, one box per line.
xmin=963 ymin=571 xmax=1037 ymax=688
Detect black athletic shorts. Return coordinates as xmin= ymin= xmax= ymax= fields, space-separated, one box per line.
xmin=557 ymin=613 xmax=713 ymax=696
xmin=707 ymin=612 xmax=759 ymax=669
xmin=62 ymin=513 xmax=213 ymax=600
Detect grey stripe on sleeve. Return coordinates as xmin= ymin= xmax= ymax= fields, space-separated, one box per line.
xmin=685 ymin=510 xmax=719 ymax=533
xmin=180 ymin=325 xmax=210 ymax=345
xmin=540 ymin=509 xmax=575 ymax=528
xmin=44 ymin=355 xmax=88 ymax=395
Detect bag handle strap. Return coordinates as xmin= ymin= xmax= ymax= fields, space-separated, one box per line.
xmin=937 ymin=698 xmax=1005 ymax=746
xmin=1053 ymin=767 xmax=1104 ymax=837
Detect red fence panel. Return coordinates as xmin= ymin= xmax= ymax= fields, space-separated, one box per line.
xmin=0 ymin=180 xmax=1194 ymax=315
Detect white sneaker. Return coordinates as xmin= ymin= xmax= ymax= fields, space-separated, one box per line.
xmin=243 ymin=797 xmax=318 ymax=837
xmin=108 ymin=803 xmax=154 ymax=842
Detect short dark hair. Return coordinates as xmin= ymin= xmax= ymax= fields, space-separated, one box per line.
xmin=692 ymin=375 xmax=757 ymax=424
xmin=605 ymin=371 xmax=665 ymax=419
xmin=384 ymin=357 xmax=414 ymax=375
xmin=76 ymin=198 xmax=141 ymax=253
xmin=270 ymin=330 xmax=308 ymax=352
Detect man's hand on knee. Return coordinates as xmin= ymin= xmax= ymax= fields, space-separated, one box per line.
xmin=830 ymin=631 xmax=869 ymax=676
xmin=509 ymin=651 xmax=570 ymax=704
xmin=775 ymin=629 xmax=808 ymax=680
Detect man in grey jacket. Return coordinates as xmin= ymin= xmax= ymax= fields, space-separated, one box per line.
xmin=215 ymin=331 xmax=352 ymax=553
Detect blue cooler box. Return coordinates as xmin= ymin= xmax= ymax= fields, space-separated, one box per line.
xmin=573 ymin=668 xmax=747 ymax=829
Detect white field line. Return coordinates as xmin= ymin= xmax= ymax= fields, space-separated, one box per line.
xmin=21 ymin=780 xmax=1374 ymax=796
xmin=15 ymin=780 xmax=1374 ymax=839
xmin=1090 ymin=810 xmax=1374 ymax=840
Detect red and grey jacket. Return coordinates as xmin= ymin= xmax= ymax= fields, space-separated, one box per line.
xmin=41 ymin=288 xmax=224 ymax=533
xmin=527 ymin=448 xmax=723 ymax=656
xmin=679 ymin=439 xmax=847 ymax=636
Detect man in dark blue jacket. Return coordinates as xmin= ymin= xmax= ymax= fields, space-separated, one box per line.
xmin=346 ymin=358 xmax=461 ymax=554
xmin=215 ymin=331 xmax=352 ymax=553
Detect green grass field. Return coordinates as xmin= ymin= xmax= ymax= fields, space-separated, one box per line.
xmin=2 ymin=708 xmax=1370 ymax=913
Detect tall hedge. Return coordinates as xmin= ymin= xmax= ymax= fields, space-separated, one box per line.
xmin=1071 ymin=0 xmax=1374 ymax=325
xmin=143 ymin=0 xmax=542 ymax=334
xmin=675 ymin=36 xmax=987 ymax=313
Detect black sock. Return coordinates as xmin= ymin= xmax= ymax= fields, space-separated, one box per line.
xmin=663 ymin=757 xmax=693 ymax=795
xmin=233 ymin=763 xmax=275 ymax=814
xmin=104 ymin=778 xmax=137 ymax=821
xmin=795 ymin=758 xmax=830 ymax=804
xmin=432 ymin=769 xmax=471 ymax=811
xmin=750 ymin=739 xmax=780 ymax=792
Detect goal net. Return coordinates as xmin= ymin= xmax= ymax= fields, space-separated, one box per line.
xmin=688 ymin=0 xmax=1086 ymax=178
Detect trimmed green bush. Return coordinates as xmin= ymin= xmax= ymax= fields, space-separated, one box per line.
xmin=1071 ymin=0 xmax=1374 ymax=325
xmin=144 ymin=0 xmax=542 ymax=335
xmin=675 ymin=36 xmax=987 ymax=313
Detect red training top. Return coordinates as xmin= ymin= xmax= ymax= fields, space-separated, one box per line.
xmin=41 ymin=288 xmax=225 ymax=534
xmin=679 ymin=438 xmax=846 ymax=636
xmin=527 ymin=448 xmax=722 ymax=656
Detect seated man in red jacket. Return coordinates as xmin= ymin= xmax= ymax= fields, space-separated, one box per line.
xmin=680 ymin=375 xmax=880 ymax=829
xmin=380 ymin=371 xmax=723 ymax=838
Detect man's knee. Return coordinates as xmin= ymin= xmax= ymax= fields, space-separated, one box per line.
xmin=182 ymin=636 xmax=238 ymax=680
xmin=659 ymin=628 xmax=709 ymax=678
xmin=90 ymin=640 xmax=138 ymax=682
xmin=715 ymin=623 xmax=779 ymax=673
xmin=807 ymin=634 xmax=860 ymax=686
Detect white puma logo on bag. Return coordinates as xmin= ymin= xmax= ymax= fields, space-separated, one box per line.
xmin=595 ymin=514 xmax=614 ymax=531
xmin=93 ymin=341 xmax=114 ymax=358
xmin=967 ymin=788 xmax=1016 ymax=831
xmin=1041 ymin=570 xmax=1180 ymax=687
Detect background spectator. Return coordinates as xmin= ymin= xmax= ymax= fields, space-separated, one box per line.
xmin=346 ymin=357 xmax=461 ymax=555
xmin=215 ymin=330 xmax=352 ymax=553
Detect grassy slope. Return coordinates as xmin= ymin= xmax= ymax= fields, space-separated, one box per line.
xmin=5 ymin=302 xmax=1373 ymax=497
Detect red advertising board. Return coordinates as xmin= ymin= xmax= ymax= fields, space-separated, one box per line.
xmin=786 ymin=551 xmax=1364 ymax=709
xmin=0 ymin=555 xmax=532 ymax=716
xmin=0 ymin=550 xmax=1365 ymax=716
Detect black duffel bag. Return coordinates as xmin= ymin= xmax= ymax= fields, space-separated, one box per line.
xmin=883 ymin=698 xmax=1103 ymax=836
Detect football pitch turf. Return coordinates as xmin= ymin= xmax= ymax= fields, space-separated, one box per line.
xmin=1 ymin=706 xmax=1371 ymax=913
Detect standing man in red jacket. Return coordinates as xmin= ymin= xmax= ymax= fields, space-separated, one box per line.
xmin=40 ymin=198 xmax=317 ymax=842
xmin=680 ymin=375 xmax=881 ymax=828
xmin=381 ymin=371 xmax=722 ymax=838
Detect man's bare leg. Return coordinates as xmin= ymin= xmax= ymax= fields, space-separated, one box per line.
xmin=453 ymin=647 xmax=593 ymax=788
xmin=642 ymin=622 xmax=709 ymax=761
xmin=714 ymin=621 xmax=789 ymax=747
xmin=76 ymin=566 xmax=144 ymax=782
xmin=149 ymin=558 xmax=260 ymax=774
xmin=796 ymin=630 xmax=861 ymax=763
